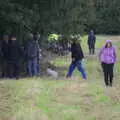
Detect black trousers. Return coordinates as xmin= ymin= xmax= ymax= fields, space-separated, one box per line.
xmin=1 ymin=59 xmax=9 ymax=78
xmin=101 ymin=63 xmax=114 ymax=86
xmin=8 ymin=61 xmax=20 ymax=79
xmin=88 ymin=45 xmax=95 ymax=54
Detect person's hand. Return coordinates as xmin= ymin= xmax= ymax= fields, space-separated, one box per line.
xmin=72 ymin=58 xmax=75 ymax=62
xmin=84 ymin=55 xmax=87 ymax=59
xmin=82 ymin=58 xmax=87 ymax=63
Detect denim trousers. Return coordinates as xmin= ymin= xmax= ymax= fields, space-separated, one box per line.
xmin=67 ymin=60 xmax=87 ymax=79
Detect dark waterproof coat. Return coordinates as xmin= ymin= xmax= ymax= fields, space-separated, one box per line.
xmin=1 ymin=41 xmax=9 ymax=60
xmin=26 ymin=39 xmax=39 ymax=60
xmin=71 ymin=42 xmax=84 ymax=62
xmin=8 ymin=40 xmax=24 ymax=61
xmin=88 ymin=34 xmax=96 ymax=48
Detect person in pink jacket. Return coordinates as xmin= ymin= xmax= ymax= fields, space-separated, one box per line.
xmin=99 ymin=40 xmax=117 ymax=86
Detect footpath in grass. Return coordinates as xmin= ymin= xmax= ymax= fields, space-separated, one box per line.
xmin=0 ymin=35 xmax=120 ymax=120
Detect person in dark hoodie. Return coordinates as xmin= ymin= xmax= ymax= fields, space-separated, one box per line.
xmin=1 ymin=34 xmax=9 ymax=78
xmin=8 ymin=35 xmax=24 ymax=79
xmin=26 ymin=32 xmax=40 ymax=77
xmin=88 ymin=30 xmax=96 ymax=54
xmin=66 ymin=38 xmax=87 ymax=80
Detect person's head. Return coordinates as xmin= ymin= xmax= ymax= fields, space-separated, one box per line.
xmin=10 ymin=35 xmax=17 ymax=41
xmin=34 ymin=32 xmax=40 ymax=40
xmin=28 ymin=33 xmax=34 ymax=39
xmin=105 ymin=40 xmax=112 ymax=48
xmin=71 ymin=38 xmax=79 ymax=45
xmin=37 ymin=33 xmax=41 ymax=39
xmin=90 ymin=30 xmax=94 ymax=35
xmin=3 ymin=34 xmax=9 ymax=42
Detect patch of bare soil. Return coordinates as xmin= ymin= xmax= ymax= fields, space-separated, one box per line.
xmin=106 ymin=87 xmax=120 ymax=102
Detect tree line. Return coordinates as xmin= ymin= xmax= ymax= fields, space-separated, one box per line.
xmin=0 ymin=0 xmax=120 ymax=42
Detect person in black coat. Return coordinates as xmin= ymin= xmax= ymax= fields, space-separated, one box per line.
xmin=88 ymin=30 xmax=96 ymax=54
xmin=66 ymin=38 xmax=87 ymax=80
xmin=1 ymin=34 xmax=9 ymax=78
xmin=8 ymin=35 xmax=24 ymax=79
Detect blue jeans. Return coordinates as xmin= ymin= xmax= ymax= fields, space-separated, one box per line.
xmin=37 ymin=59 xmax=40 ymax=75
xmin=67 ymin=60 xmax=87 ymax=79
xmin=27 ymin=58 xmax=37 ymax=77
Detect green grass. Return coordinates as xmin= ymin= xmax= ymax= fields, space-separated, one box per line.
xmin=0 ymin=35 xmax=120 ymax=120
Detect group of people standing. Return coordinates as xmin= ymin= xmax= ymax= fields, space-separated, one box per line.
xmin=0 ymin=32 xmax=41 ymax=79
xmin=66 ymin=30 xmax=117 ymax=87
xmin=0 ymin=30 xmax=117 ymax=87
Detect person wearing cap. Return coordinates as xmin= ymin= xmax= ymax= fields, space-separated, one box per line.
xmin=99 ymin=40 xmax=117 ymax=86
xmin=66 ymin=38 xmax=87 ymax=80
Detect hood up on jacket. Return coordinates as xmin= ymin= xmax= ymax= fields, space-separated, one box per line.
xmin=99 ymin=40 xmax=117 ymax=64
xmin=104 ymin=40 xmax=113 ymax=48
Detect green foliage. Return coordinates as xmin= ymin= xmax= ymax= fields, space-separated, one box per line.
xmin=48 ymin=34 xmax=60 ymax=42
xmin=0 ymin=0 xmax=120 ymax=42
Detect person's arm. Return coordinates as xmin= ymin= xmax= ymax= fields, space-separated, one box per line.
xmin=0 ymin=43 xmax=3 ymax=57
xmin=94 ymin=36 xmax=96 ymax=43
xmin=19 ymin=45 xmax=25 ymax=58
xmin=80 ymin=45 xmax=84 ymax=59
xmin=37 ymin=44 xmax=40 ymax=60
xmin=71 ymin=45 xmax=75 ymax=62
xmin=99 ymin=47 xmax=104 ymax=62
xmin=113 ymin=47 xmax=117 ymax=62
xmin=88 ymin=36 xmax=90 ymax=44
xmin=25 ymin=42 xmax=29 ymax=58
xmin=76 ymin=43 xmax=84 ymax=60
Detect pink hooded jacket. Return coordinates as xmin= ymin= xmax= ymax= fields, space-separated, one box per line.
xmin=99 ymin=40 xmax=117 ymax=64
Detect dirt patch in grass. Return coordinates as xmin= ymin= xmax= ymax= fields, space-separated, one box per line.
xmin=106 ymin=87 xmax=120 ymax=102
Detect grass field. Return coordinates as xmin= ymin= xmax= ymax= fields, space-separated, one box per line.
xmin=0 ymin=35 xmax=120 ymax=120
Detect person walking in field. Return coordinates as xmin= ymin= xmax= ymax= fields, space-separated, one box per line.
xmin=66 ymin=38 xmax=87 ymax=80
xmin=88 ymin=30 xmax=96 ymax=54
xmin=99 ymin=40 xmax=117 ymax=87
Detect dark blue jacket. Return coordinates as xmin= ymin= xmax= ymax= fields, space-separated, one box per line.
xmin=1 ymin=41 xmax=9 ymax=60
xmin=88 ymin=34 xmax=96 ymax=47
xmin=8 ymin=40 xmax=24 ymax=61
xmin=26 ymin=39 xmax=39 ymax=60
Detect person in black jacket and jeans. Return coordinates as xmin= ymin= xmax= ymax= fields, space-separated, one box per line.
xmin=66 ymin=38 xmax=87 ymax=80
xmin=8 ymin=35 xmax=23 ymax=79
xmin=26 ymin=33 xmax=40 ymax=77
